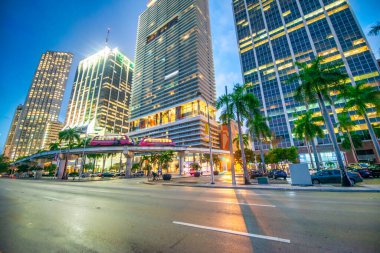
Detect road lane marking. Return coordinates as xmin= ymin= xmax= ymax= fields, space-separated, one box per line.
xmin=173 ymin=221 xmax=290 ymax=243
xmin=44 ymin=196 xmax=62 ymax=202
xmin=205 ymin=200 xmax=276 ymax=207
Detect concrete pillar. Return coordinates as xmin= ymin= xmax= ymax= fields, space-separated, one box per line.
xmin=124 ymin=152 xmax=134 ymax=178
xmin=179 ymin=152 xmax=185 ymax=175
xmin=56 ymin=157 xmax=66 ymax=180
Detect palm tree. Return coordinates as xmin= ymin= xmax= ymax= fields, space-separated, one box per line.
xmin=368 ymin=22 xmax=380 ymax=36
xmin=338 ymin=112 xmax=359 ymax=163
xmin=247 ymin=114 xmax=272 ymax=173
xmin=338 ymin=82 xmax=380 ymax=162
xmin=233 ymin=134 xmax=249 ymax=150
xmin=216 ymin=89 xmax=236 ymax=185
xmin=49 ymin=142 xmax=60 ymax=151
xmin=228 ymin=83 xmax=260 ymax=184
xmin=58 ymin=128 xmax=81 ymax=179
xmin=158 ymin=150 xmax=174 ymax=174
xmin=293 ymin=110 xmax=324 ymax=171
xmin=59 ymin=128 xmax=81 ymax=149
xmin=77 ymin=137 xmax=92 ymax=148
xmin=291 ymin=56 xmax=352 ymax=186
xmin=87 ymin=154 xmax=101 ymax=173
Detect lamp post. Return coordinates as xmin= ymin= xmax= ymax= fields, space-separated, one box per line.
xmin=197 ymin=92 xmax=215 ymax=184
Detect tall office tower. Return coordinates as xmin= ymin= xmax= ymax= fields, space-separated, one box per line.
xmin=129 ymin=0 xmax=219 ymax=148
xmin=9 ymin=51 xmax=73 ymax=160
xmin=3 ymin=105 xmax=23 ymax=158
xmin=232 ymin=0 xmax=380 ymax=156
xmin=64 ymin=47 xmax=133 ymax=135
xmin=42 ymin=121 xmax=64 ymax=150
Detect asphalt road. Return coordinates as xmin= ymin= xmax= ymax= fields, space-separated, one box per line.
xmin=0 ymin=178 xmax=379 ymax=253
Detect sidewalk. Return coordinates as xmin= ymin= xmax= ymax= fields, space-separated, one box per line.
xmin=145 ymin=174 xmax=380 ymax=192
xmin=160 ymin=182 xmax=380 ymax=192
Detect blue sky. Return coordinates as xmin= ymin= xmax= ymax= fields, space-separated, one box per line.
xmin=0 ymin=0 xmax=379 ymax=153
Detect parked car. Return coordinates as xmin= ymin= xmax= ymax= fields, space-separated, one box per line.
xmin=268 ymin=169 xmax=287 ymax=180
xmin=249 ymin=170 xmax=264 ymax=179
xmin=348 ymin=163 xmax=370 ymax=169
xmin=132 ymin=171 xmax=144 ymax=177
xmin=101 ymin=172 xmax=115 ymax=177
xmin=347 ymin=167 xmax=371 ymax=178
xmin=369 ymin=164 xmax=380 ymax=178
xmin=311 ymin=169 xmax=363 ymax=184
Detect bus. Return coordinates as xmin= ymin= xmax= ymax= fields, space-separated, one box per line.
xmin=138 ymin=138 xmax=175 ymax=147
xmin=89 ymin=135 xmax=134 ymax=146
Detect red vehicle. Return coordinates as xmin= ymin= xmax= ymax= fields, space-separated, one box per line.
xmin=89 ymin=135 xmax=134 ymax=146
xmin=138 ymin=138 xmax=175 ymax=147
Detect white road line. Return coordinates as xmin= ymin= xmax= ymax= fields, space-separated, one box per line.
xmin=173 ymin=221 xmax=290 ymax=243
xmin=204 ymin=200 xmax=276 ymax=207
xmin=44 ymin=196 xmax=62 ymax=202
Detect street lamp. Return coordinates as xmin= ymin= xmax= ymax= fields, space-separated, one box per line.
xmin=196 ymin=92 xmax=215 ymax=184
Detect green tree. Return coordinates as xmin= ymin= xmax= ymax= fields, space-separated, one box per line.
xmin=233 ymin=134 xmax=249 ymax=150
xmin=227 ymin=83 xmax=260 ymax=184
xmin=59 ymin=128 xmax=81 ymax=148
xmin=0 ymin=155 xmax=10 ymax=173
xmin=49 ymin=142 xmax=60 ymax=151
xmin=368 ymin=22 xmax=380 ymax=36
xmin=341 ymin=133 xmax=362 ymax=151
xmin=234 ymin=149 xmax=255 ymax=167
xmin=87 ymin=154 xmax=102 ymax=172
xmin=76 ymin=137 xmax=92 ymax=148
xmin=247 ymin=114 xmax=271 ymax=173
xmin=290 ymin=57 xmax=352 ymax=186
xmin=293 ymin=110 xmax=324 ymax=171
xmin=338 ymin=82 xmax=380 ymax=162
xmin=17 ymin=164 xmax=29 ymax=173
xmin=158 ymin=150 xmax=174 ymax=173
xmin=266 ymin=147 xmax=298 ymax=166
xmin=338 ymin=112 xmax=359 ymax=162
xmin=58 ymin=127 xmax=81 ymax=179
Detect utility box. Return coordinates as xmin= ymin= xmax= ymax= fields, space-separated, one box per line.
xmin=257 ymin=177 xmax=269 ymax=184
xmin=290 ymin=163 xmax=312 ymax=186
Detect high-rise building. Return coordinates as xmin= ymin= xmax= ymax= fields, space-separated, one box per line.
xmin=232 ymin=0 xmax=380 ymax=155
xmin=129 ymin=0 xmax=219 ymax=148
xmin=9 ymin=51 xmax=73 ymax=160
xmin=64 ymin=47 xmax=133 ymax=135
xmin=3 ymin=105 xmax=23 ymax=158
xmin=42 ymin=121 xmax=64 ymax=150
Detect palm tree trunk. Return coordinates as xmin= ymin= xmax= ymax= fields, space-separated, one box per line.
xmin=102 ymin=156 xmax=106 ymax=173
xmin=317 ymin=93 xmax=352 ymax=186
xmin=347 ymin=131 xmax=359 ymax=163
xmin=310 ymin=139 xmax=321 ymax=171
xmin=305 ymin=138 xmax=314 ymax=169
xmin=119 ymin=153 xmax=122 ymax=174
xmin=363 ymin=113 xmax=380 ymax=162
xmin=258 ymin=135 xmax=266 ymax=173
xmin=228 ymin=117 xmax=236 ymax=185
xmin=237 ymin=112 xmax=250 ymax=184
xmin=63 ymin=155 xmax=68 ymax=180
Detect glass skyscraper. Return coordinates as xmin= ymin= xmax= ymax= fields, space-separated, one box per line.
xmin=3 ymin=105 xmax=23 ymax=159
xmin=129 ymin=0 xmax=219 ymax=148
xmin=8 ymin=51 xmax=73 ymax=160
xmin=65 ymin=47 xmax=133 ymax=135
xmin=232 ymin=0 xmax=380 ymax=152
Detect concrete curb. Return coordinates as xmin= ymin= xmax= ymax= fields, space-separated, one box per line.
xmin=160 ymin=183 xmax=380 ymax=192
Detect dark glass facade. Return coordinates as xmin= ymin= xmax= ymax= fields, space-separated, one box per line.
xmin=232 ymin=0 xmax=380 ymax=150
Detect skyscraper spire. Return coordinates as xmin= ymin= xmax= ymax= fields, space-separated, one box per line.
xmin=105 ymin=28 xmax=111 ymax=46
